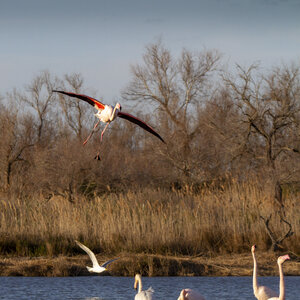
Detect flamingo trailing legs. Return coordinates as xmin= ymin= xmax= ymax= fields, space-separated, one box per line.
xmin=82 ymin=119 xmax=100 ymax=145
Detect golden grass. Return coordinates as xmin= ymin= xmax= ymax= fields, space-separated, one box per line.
xmin=0 ymin=180 xmax=299 ymax=257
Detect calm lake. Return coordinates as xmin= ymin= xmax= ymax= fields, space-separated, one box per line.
xmin=0 ymin=276 xmax=299 ymax=300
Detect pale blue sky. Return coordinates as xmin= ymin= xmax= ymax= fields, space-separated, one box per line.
xmin=1 ymin=0 xmax=300 ymax=101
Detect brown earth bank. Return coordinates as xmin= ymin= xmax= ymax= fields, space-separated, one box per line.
xmin=0 ymin=252 xmax=299 ymax=277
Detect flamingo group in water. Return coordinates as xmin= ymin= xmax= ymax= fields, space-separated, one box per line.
xmin=71 ymin=241 xmax=291 ymax=299
xmin=251 ymin=244 xmax=290 ymax=300
xmin=53 ymin=90 xmax=165 ymax=160
xmin=175 ymin=245 xmax=291 ymax=300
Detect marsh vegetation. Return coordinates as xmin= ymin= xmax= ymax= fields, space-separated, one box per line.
xmin=0 ymin=42 xmax=299 ymax=260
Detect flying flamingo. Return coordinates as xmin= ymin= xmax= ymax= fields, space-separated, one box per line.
xmin=177 ymin=288 xmax=206 ymax=300
xmin=53 ymin=90 xmax=165 ymax=159
xmin=134 ymin=274 xmax=155 ymax=300
xmin=75 ymin=240 xmax=119 ymax=274
xmin=251 ymin=245 xmax=290 ymax=300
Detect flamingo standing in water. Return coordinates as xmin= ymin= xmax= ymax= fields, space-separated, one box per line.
xmin=75 ymin=240 xmax=119 ymax=274
xmin=177 ymin=288 xmax=206 ymax=300
xmin=251 ymin=245 xmax=290 ymax=300
xmin=53 ymin=90 xmax=165 ymax=159
xmin=134 ymin=274 xmax=155 ymax=300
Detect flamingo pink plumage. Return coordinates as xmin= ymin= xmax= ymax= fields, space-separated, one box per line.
xmin=53 ymin=90 xmax=165 ymax=159
xmin=178 ymin=288 xmax=206 ymax=300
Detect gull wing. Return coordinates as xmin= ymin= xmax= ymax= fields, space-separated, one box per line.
xmin=53 ymin=90 xmax=105 ymax=111
xmin=100 ymin=257 xmax=120 ymax=268
xmin=75 ymin=240 xmax=100 ymax=268
xmin=117 ymin=111 xmax=165 ymax=143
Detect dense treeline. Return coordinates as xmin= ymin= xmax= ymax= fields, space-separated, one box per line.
xmin=0 ymin=42 xmax=299 ymax=255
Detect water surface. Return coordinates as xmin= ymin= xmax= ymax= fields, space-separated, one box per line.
xmin=0 ymin=276 xmax=299 ymax=300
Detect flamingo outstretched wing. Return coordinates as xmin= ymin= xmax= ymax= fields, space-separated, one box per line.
xmin=117 ymin=111 xmax=165 ymax=143
xmin=53 ymin=90 xmax=105 ymax=110
xmin=75 ymin=240 xmax=100 ymax=269
xmin=101 ymin=258 xmax=120 ymax=268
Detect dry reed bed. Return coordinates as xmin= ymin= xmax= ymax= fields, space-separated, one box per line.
xmin=0 ymin=181 xmax=299 ymax=256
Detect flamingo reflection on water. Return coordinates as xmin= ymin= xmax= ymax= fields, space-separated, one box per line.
xmin=53 ymin=90 xmax=165 ymax=160
xmin=251 ymin=245 xmax=290 ymax=300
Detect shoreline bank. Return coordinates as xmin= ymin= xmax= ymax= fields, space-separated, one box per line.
xmin=0 ymin=252 xmax=299 ymax=277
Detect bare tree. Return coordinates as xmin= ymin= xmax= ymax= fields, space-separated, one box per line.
xmin=56 ymin=73 xmax=94 ymax=141
xmin=222 ymin=63 xmax=300 ymax=207
xmin=15 ymin=70 xmax=58 ymax=144
xmin=198 ymin=89 xmax=245 ymax=179
xmin=260 ymin=214 xmax=294 ymax=251
xmin=0 ymin=106 xmax=34 ymax=192
xmin=124 ymin=41 xmax=221 ymax=179
xmin=220 ymin=63 xmax=300 ymax=250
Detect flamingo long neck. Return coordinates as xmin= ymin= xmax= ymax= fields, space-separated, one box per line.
xmin=252 ymin=252 xmax=259 ymax=296
xmin=137 ymin=277 xmax=142 ymax=293
xmin=278 ymin=263 xmax=285 ymax=300
xmin=110 ymin=104 xmax=119 ymax=121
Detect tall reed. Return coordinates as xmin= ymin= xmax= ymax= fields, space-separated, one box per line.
xmin=0 ymin=180 xmax=299 ymax=256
